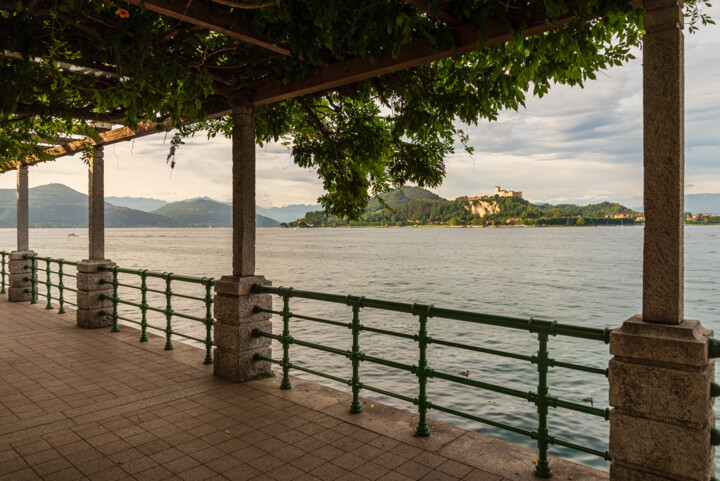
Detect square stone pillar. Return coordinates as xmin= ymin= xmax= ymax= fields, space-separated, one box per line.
xmin=213 ymin=275 xmax=273 ymax=382
xmin=76 ymin=260 xmax=114 ymax=329
xmin=609 ymin=315 xmax=715 ymax=480
xmin=7 ymin=250 xmax=36 ymax=302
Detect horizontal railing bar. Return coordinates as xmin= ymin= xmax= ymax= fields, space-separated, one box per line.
xmin=552 ymin=360 xmax=607 ymax=376
xmin=258 ymin=355 xmax=350 ymax=384
xmin=254 ymin=285 xmax=611 ymax=342
xmin=257 ymin=330 xmax=348 ymax=357
xmin=23 ymin=255 xmax=78 ymax=266
xmin=360 ymin=325 xmax=416 ymax=341
xmin=552 ymin=399 xmax=609 ymax=419
xmin=99 ymin=265 xmax=213 ymax=285
xmin=428 ymin=338 xmax=533 ymax=363
xmin=550 ymin=436 xmax=610 ymax=460
xmin=171 ymin=331 xmax=208 ymax=344
xmin=430 ymin=369 xmax=530 ymax=400
xmin=362 ymin=354 xmax=415 ymax=373
xmin=170 ymin=311 xmax=207 ymax=324
xmin=429 ymin=402 xmax=534 ymax=437
xmin=361 ymin=383 xmax=416 ymax=404
xmin=167 ymin=292 xmax=208 ymax=302
xmin=290 ymin=312 xmax=349 ymax=328
xmin=255 ymin=307 xmax=351 ymax=329
xmin=256 ymin=329 xmax=416 ymax=373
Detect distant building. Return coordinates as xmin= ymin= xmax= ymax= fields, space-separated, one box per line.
xmin=464 ymin=186 xmax=523 ymax=201
xmin=604 ymin=213 xmax=634 ymax=219
xmin=494 ymin=186 xmax=523 ymax=198
xmin=506 ymin=217 xmax=522 ymax=224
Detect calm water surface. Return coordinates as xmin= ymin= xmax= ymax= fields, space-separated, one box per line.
xmin=2 ymin=226 xmax=718 ymax=470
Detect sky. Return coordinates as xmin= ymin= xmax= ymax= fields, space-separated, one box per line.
xmin=1 ymin=6 xmax=718 ymax=209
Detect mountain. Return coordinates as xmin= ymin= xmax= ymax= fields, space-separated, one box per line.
xmin=686 ymin=194 xmax=720 ymax=215
xmin=366 ymin=186 xmax=444 ymax=212
xmin=0 ymin=184 xmax=281 ymax=227
xmin=256 ymin=204 xmax=322 ymax=223
xmin=106 ymin=196 xmax=167 ymax=212
xmin=152 ymin=199 xmax=281 ymax=227
xmin=0 ymin=184 xmax=173 ymax=228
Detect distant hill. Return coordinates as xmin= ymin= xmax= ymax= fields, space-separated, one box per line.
xmin=0 ymin=184 xmax=281 ymax=227
xmin=686 ymin=194 xmax=720 ymax=215
xmin=0 ymin=184 xmax=173 ymax=228
xmin=256 ymin=204 xmax=322 ymax=223
xmin=285 ymin=186 xmax=643 ymax=227
xmin=152 ymin=199 xmax=280 ymax=227
xmin=367 ymin=186 xmax=444 ymax=212
xmin=106 ymin=196 xmax=167 ymax=212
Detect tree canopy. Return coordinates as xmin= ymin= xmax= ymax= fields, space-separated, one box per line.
xmin=0 ymin=0 xmax=713 ymax=219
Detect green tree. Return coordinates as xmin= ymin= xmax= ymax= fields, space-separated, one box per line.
xmin=0 ymin=1 xmax=713 ymax=218
xmin=576 ymin=217 xmax=587 ymax=226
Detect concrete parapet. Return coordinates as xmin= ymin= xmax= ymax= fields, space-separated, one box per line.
xmin=7 ymin=250 xmax=35 ymax=302
xmin=76 ymin=259 xmax=115 ymax=329
xmin=213 ymin=275 xmax=272 ymax=382
xmin=609 ymin=315 xmax=716 ymax=480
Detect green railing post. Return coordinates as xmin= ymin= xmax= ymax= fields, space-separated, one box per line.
xmin=534 ymin=328 xmax=553 ymax=478
xmin=1 ymin=252 xmax=6 ymax=295
xmin=349 ymin=297 xmax=364 ymax=414
xmin=29 ymin=255 xmax=37 ymax=304
xmin=163 ymin=273 xmax=174 ymax=350
xmin=414 ymin=304 xmax=432 ymax=437
xmin=44 ymin=258 xmax=52 ymax=309
xmin=139 ymin=270 xmax=149 ymax=342
xmin=57 ymin=259 xmax=65 ymax=314
xmin=280 ymin=288 xmax=292 ymax=390
xmin=203 ymin=279 xmax=214 ymax=364
xmin=110 ymin=267 xmax=119 ymax=332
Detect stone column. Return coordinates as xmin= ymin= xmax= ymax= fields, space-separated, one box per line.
xmin=8 ymin=165 xmax=35 ymax=302
xmin=609 ymin=2 xmax=716 ymax=480
xmin=76 ymin=147 xmax=114 ymax=328
xmin=213 ymin=105 xmax=272 ymax=382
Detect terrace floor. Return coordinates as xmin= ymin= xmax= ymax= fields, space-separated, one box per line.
xmin=0 ymin=296 xmax=608 ymax=481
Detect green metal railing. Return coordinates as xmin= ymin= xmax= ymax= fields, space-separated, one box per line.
xmin=0 ymin=251 xmax=7 ymax=294
xmin=98 ymin=265 xmax=215 ymax=364
xmin=252 ymin=284 xmax=615 ymax=478
xmin=23 ymin=254 xmax=77 ymax=313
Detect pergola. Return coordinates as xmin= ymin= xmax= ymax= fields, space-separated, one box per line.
xmin=0 ymin=1 xmax=714 ymax=480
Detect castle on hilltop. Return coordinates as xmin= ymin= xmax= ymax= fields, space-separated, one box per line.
xmin=493 ymin=186 xmax=522 ymax=198
xmin=464 ymin=186 xmax=523 ymax=201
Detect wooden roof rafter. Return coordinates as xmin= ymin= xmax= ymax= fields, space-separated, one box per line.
xmin=123 ymin=0 xmax=292 ymax=56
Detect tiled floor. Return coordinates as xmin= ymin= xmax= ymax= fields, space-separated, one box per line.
xmin=0 ymin=298 xmax=607 ymax=480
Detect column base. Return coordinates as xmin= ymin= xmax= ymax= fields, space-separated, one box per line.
xmin=76 ymin=260 xmax=114 ymax=329
xmin=213 ymin=275 xmax=273 ymax=383
xmin=609 ymin=315 xmax=715 ymax=481
xmin=7 ymin=251 xmax=35 ymax=302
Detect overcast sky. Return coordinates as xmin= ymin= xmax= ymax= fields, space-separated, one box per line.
xmin=2 ymin=6 xmax=718 ymax=208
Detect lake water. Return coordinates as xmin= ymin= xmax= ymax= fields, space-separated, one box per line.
xmin=1 ymin=226 xmax=719 ymax=471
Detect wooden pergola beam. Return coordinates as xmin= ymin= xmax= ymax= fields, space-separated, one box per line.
xmin=124 ymin=0 xmax=291 ymax=56
xmin=251 ymin=14 xmax=565 ymax=106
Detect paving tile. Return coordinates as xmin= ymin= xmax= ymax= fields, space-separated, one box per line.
xmin=178 ymin=464 xmax=218 ymax=481
xmin=374 ymin=452 xmax=408 ymax=470
xmin=247 ymin=453 xmax=286 ymax=473
xmin=395 ymin=459 xmax=434 ymax=479
xmin=266 ymin=464 xmax=305 ymax=481
xmin=222 ymin=463 xmax=263 ymax=480
xmin=437 ymin=460 xmax=474 ymax=478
